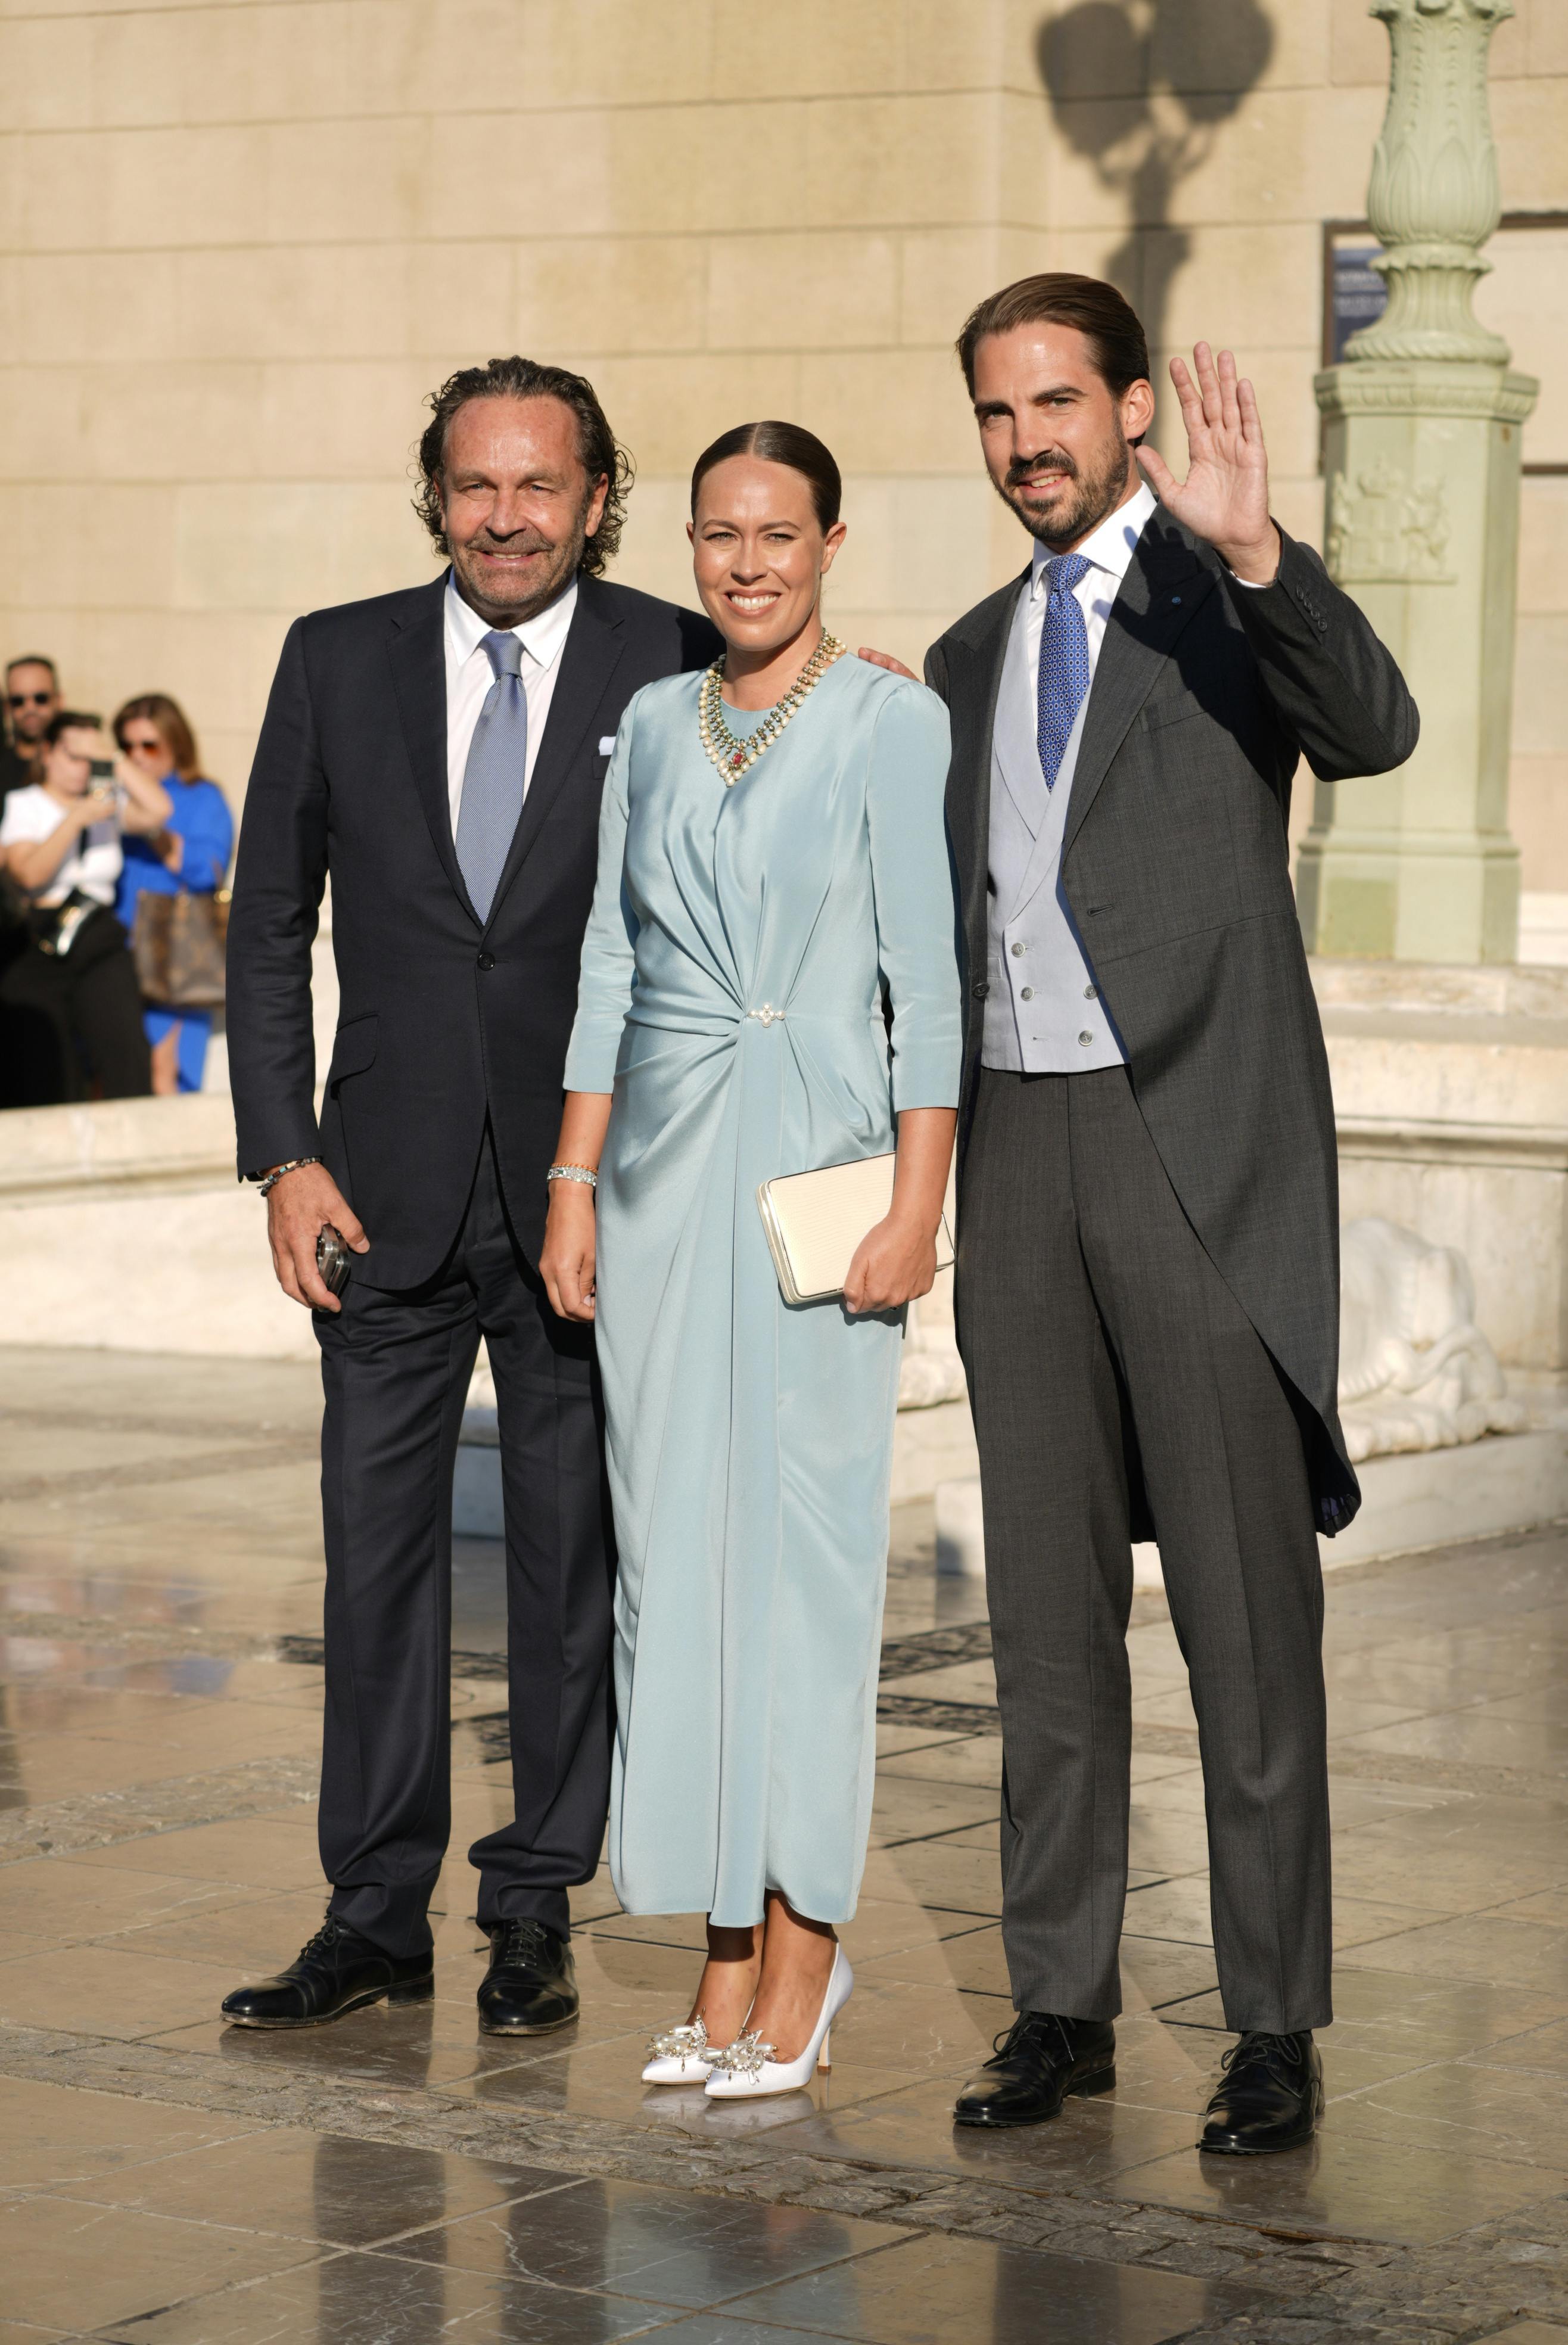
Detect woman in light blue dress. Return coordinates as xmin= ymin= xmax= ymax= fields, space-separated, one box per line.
xmin=541 ymin=422 xmax=962 ymax=2097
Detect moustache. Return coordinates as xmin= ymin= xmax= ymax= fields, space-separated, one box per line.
xmin=1006 ymin=452 xmax=1078 ymax=489
xmin=468 ymin=531 xmax=555 ymax=556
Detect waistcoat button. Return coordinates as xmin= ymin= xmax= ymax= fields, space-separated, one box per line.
xmin=477 ymin=951 xmax=496 ymax=971
xmin=1078 ymin=1030 xmax=1093 ymax=1046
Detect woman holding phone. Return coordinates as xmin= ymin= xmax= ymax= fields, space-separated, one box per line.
xmin=0 ymin=710 xmax=171 ymax=1104
xmin=540 ymin=423 xmax=962 ymax=2098
xmin=113 ymin=693 xmax=234 ymax=1096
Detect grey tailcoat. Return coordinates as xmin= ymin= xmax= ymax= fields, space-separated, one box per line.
xmin=925 ymin=513 xmax=1420 ymax=1535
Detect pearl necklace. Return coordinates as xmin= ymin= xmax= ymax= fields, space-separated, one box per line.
xmin=697 ymin=633 xmax=846 ymax=785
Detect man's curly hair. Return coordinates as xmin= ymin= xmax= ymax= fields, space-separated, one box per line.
xmin=413 ymin=356 xmax=632 ymax=576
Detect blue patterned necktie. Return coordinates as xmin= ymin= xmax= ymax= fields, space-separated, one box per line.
xmin=1036 ymin=553 xmax=1094 ymax=791
xmin=456 ymin=629 xmax=528 ymax=920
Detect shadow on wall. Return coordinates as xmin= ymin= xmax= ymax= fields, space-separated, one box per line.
xmin=1035 ymin=0 xmax=1274 ymax=371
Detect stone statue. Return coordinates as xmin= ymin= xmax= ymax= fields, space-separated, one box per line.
xmin=1338 ymin=1216 xmax=1520 ymax=1461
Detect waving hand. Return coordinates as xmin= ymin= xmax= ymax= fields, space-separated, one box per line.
xmin=1135 ymin=343 xmax=1279 ymax=584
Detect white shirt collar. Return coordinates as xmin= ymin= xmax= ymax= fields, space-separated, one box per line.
xmin=444 ymin=569 xmax=578 ymax=671
xmin=1030 ymin=480 xmax=1158 ymax=597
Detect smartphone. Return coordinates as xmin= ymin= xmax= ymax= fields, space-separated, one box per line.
xmin=317 ymin=1225 xmax=353 ymax=1298
xmin=88 ymin=758 xmax=115 ymax=779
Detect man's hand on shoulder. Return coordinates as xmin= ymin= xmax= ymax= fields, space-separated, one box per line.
xmin=856 ymin=647 xmax=919 ymax=682
xmin=1135 ymin=343 xmax=1280 ymax=586
xmin=263 ymin=1163 xmax=369 ymax=1313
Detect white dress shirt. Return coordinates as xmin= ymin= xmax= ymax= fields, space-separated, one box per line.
xmin=443 ymin=572 xmax=578 ymax=830
xmin=982 ymin=479 xmax=1158 ymax=1074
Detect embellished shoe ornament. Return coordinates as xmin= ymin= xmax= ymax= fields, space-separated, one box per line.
xmin=704 ymin=1947 xmax=854 ymax=2100
xmin=642 ymin=2015 xmax=716 ymax=2086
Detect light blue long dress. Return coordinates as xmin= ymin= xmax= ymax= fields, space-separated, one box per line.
xmin=564 ymin=652 xmax=963 ymax=1927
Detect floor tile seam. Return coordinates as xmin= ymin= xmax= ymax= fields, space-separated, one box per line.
xmin=0 ymin=2019 xmax=1427 ymax=2293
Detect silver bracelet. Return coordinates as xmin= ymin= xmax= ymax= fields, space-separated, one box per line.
xmin=256 ymin=1156 xmax=322 ymax=1198
xmin=547 ymin=1163 xmax=598 ymax=1190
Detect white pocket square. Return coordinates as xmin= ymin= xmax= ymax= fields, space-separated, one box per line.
xmin=598 ymin=736 xmax=616 ymax=755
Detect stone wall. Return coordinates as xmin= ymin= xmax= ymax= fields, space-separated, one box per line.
xmin=0 ymin=0 xmax=1560 ymax=888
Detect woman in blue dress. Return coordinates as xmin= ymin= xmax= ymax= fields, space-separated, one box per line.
xmin=113 ymin=694 xmax=234 ymax=1093
xmin=542 ymin=423 xmax=962 ymax=2098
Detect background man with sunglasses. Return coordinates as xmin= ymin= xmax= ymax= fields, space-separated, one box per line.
xmin=1 ymin=656 xmax=64 ymax=804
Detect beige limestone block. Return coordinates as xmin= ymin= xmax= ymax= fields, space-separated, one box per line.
xmin=1475 ymin=225 xmax=1568 ymax=466
xmin=0 ymin=12 xmax=93 ymax=130
xmin=711 ymin=0 xmax=906 ymax=99
xmin=826 ymin=474 xmax=999 ymax=618
xmin=73 ymin=362 xmax=270 ymax=483
xmin=0 ymin=484 xmax=179 ymax=611
xmin=707 ymin=231 xmax=902 ymax=352
xmin=1158 ymin=221 xmax=1322 ymax=352
xmin=512 ymin=236 xmax=707 ymax=356
xmin=1529 ymin=0 xmax=1568 ymax=73
xmin=612 ymin=476 xmax=703 ymax=610
xmin=9 ymin=251 xmax=181 ymax=363
xmin=1331 ymin=0 xmax=1394 ymax=89
xmin=895 ymin=228 xmax=1008 ymax=346
xmin=797 ymin=348 xmax=979 ymax=474
xmin=586 ymin=352 xmax=804 ymax=475
xmin=1206 ymin=84 xmax=1389 ymax=228
xmin=262 ymin=116 xmax=427 ymax=246
xmin=1509 ymin=757 xmax=1568 ymax=892
xmin=172 ymin=481 xmax=425 ymax=612
xmin=802 ymin=92 xmax=1001 ymax=229
xmin=174 ymin=244 xmax=419 ymax=364
xmin=522 ymin=0 xmax=717 ymax=109
xmin=1517 ymin=478 xmax=1568 ymax=611
xmin=914 ymin=0 xmax=1010 ymax=92
xmin=253 ymin=359 xmax=445 ymax=482
xmin=1514 ymin=618 xmax=1568 ymax=756
xmin=424 ymin=102 xmax=654 ymax=241
xmin=1493 ymin=80 xmax=1568 ymax=212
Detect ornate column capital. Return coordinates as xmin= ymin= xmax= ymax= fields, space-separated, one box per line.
xmin=1348 ymin=0 xmax=1513 ymax=363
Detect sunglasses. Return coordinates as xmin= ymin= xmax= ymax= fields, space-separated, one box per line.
xmin=7 ymin=691 xmax=55 ymax=708
xmin=121 ymin=736 xmax=163 ymax=753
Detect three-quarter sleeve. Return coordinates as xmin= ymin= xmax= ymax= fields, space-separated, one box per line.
xmin=563 ymin=713 xmax=640 ymax=1093
xmin=864 ymin=681 xmax=963 ymax=1112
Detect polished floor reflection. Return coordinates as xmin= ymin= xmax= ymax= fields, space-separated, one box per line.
xmin=2 ymin=1347 xmax=1567 ymax=2342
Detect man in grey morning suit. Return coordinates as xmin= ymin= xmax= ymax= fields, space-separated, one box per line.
xmin=925 ymin=278 xmax=1417 ymax=2153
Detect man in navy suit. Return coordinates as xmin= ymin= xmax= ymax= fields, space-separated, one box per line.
xmin=223 ymin=359 xmax=720 ymax=2037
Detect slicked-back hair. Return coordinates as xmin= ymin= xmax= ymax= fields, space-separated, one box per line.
xmin=690 ymin=421 xmax=842 ymax=533
xmin=6 ymin=654 xmax=58 ymax=686
xmin=957 ymin=274 xmax=1150 ymax=407
xmin=413 ymin=356 xmax=632 ymax=576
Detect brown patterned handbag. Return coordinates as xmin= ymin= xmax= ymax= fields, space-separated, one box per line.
xmin=131 ymin=885 xmax=229 ymax=1008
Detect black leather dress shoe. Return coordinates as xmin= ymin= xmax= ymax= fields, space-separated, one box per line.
xmin=1199 ymin=2030 xmax=1324 ymax=2154
xmin=953 ymin=2011 xmax=1116 ymax=2128
xmin=220 ymin=1914 xmax=433 ymax=2029
xmin=477 ymin=1918 xmax=580 ymax=2035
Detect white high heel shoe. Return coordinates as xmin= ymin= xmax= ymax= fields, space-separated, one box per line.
xmin=704 ymin=1947 xmax=853 ymax=2099
xmin=641 ymin=2016 xmax=720 ymax=2085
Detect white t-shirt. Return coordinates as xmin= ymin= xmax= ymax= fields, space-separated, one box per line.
xmin=0 ymin=783 xmax=122 ymax=908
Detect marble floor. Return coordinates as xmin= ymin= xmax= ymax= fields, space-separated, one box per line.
xmin=1 ymin=1349 xmax=1567 ymax=2344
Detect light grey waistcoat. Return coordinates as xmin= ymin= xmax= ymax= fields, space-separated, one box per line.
xmin=982 ymin=577 xmax=1125 ymax=1074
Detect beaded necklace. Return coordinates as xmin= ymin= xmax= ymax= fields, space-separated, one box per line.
xmin=697 ymin=632 xmax=846 ymax=785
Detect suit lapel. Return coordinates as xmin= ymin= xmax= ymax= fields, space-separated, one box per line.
xmin=484 ymin=575 xmax=626 ymax=931
xmin=1062 ymin=516 xmax=1216 ymax=859
xmin=946 ymin=573 xmax=1025 ymax=975
xmin=386 ymin=573 xmax=480 ymax=925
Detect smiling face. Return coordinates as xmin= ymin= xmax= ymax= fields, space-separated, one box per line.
xmin=438 ymin=395 xmax=609 ymax=627
xmin=970 ymin=322 xmax=1154 ymax=551
xmin=689 ymin=456 xmax=846 ymax=663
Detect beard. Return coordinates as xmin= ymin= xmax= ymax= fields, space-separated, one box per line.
xmin=994 ymin=424 xmax=1133 ymax=549
xmin=451 ymin=513 xmax=587 ymax=621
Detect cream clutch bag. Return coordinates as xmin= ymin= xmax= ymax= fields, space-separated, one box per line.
xmin=756 ymin=1152 xmax=956 ymax=1307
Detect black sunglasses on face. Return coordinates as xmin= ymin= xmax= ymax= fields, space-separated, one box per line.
xmin=7 ymin=692 xmax=54 ymax=708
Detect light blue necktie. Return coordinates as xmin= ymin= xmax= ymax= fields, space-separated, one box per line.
xmin=456 ymin=630 xmax=527 ymax=920
xmin=1036 ymin=553 xmax=1094 ymax=791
